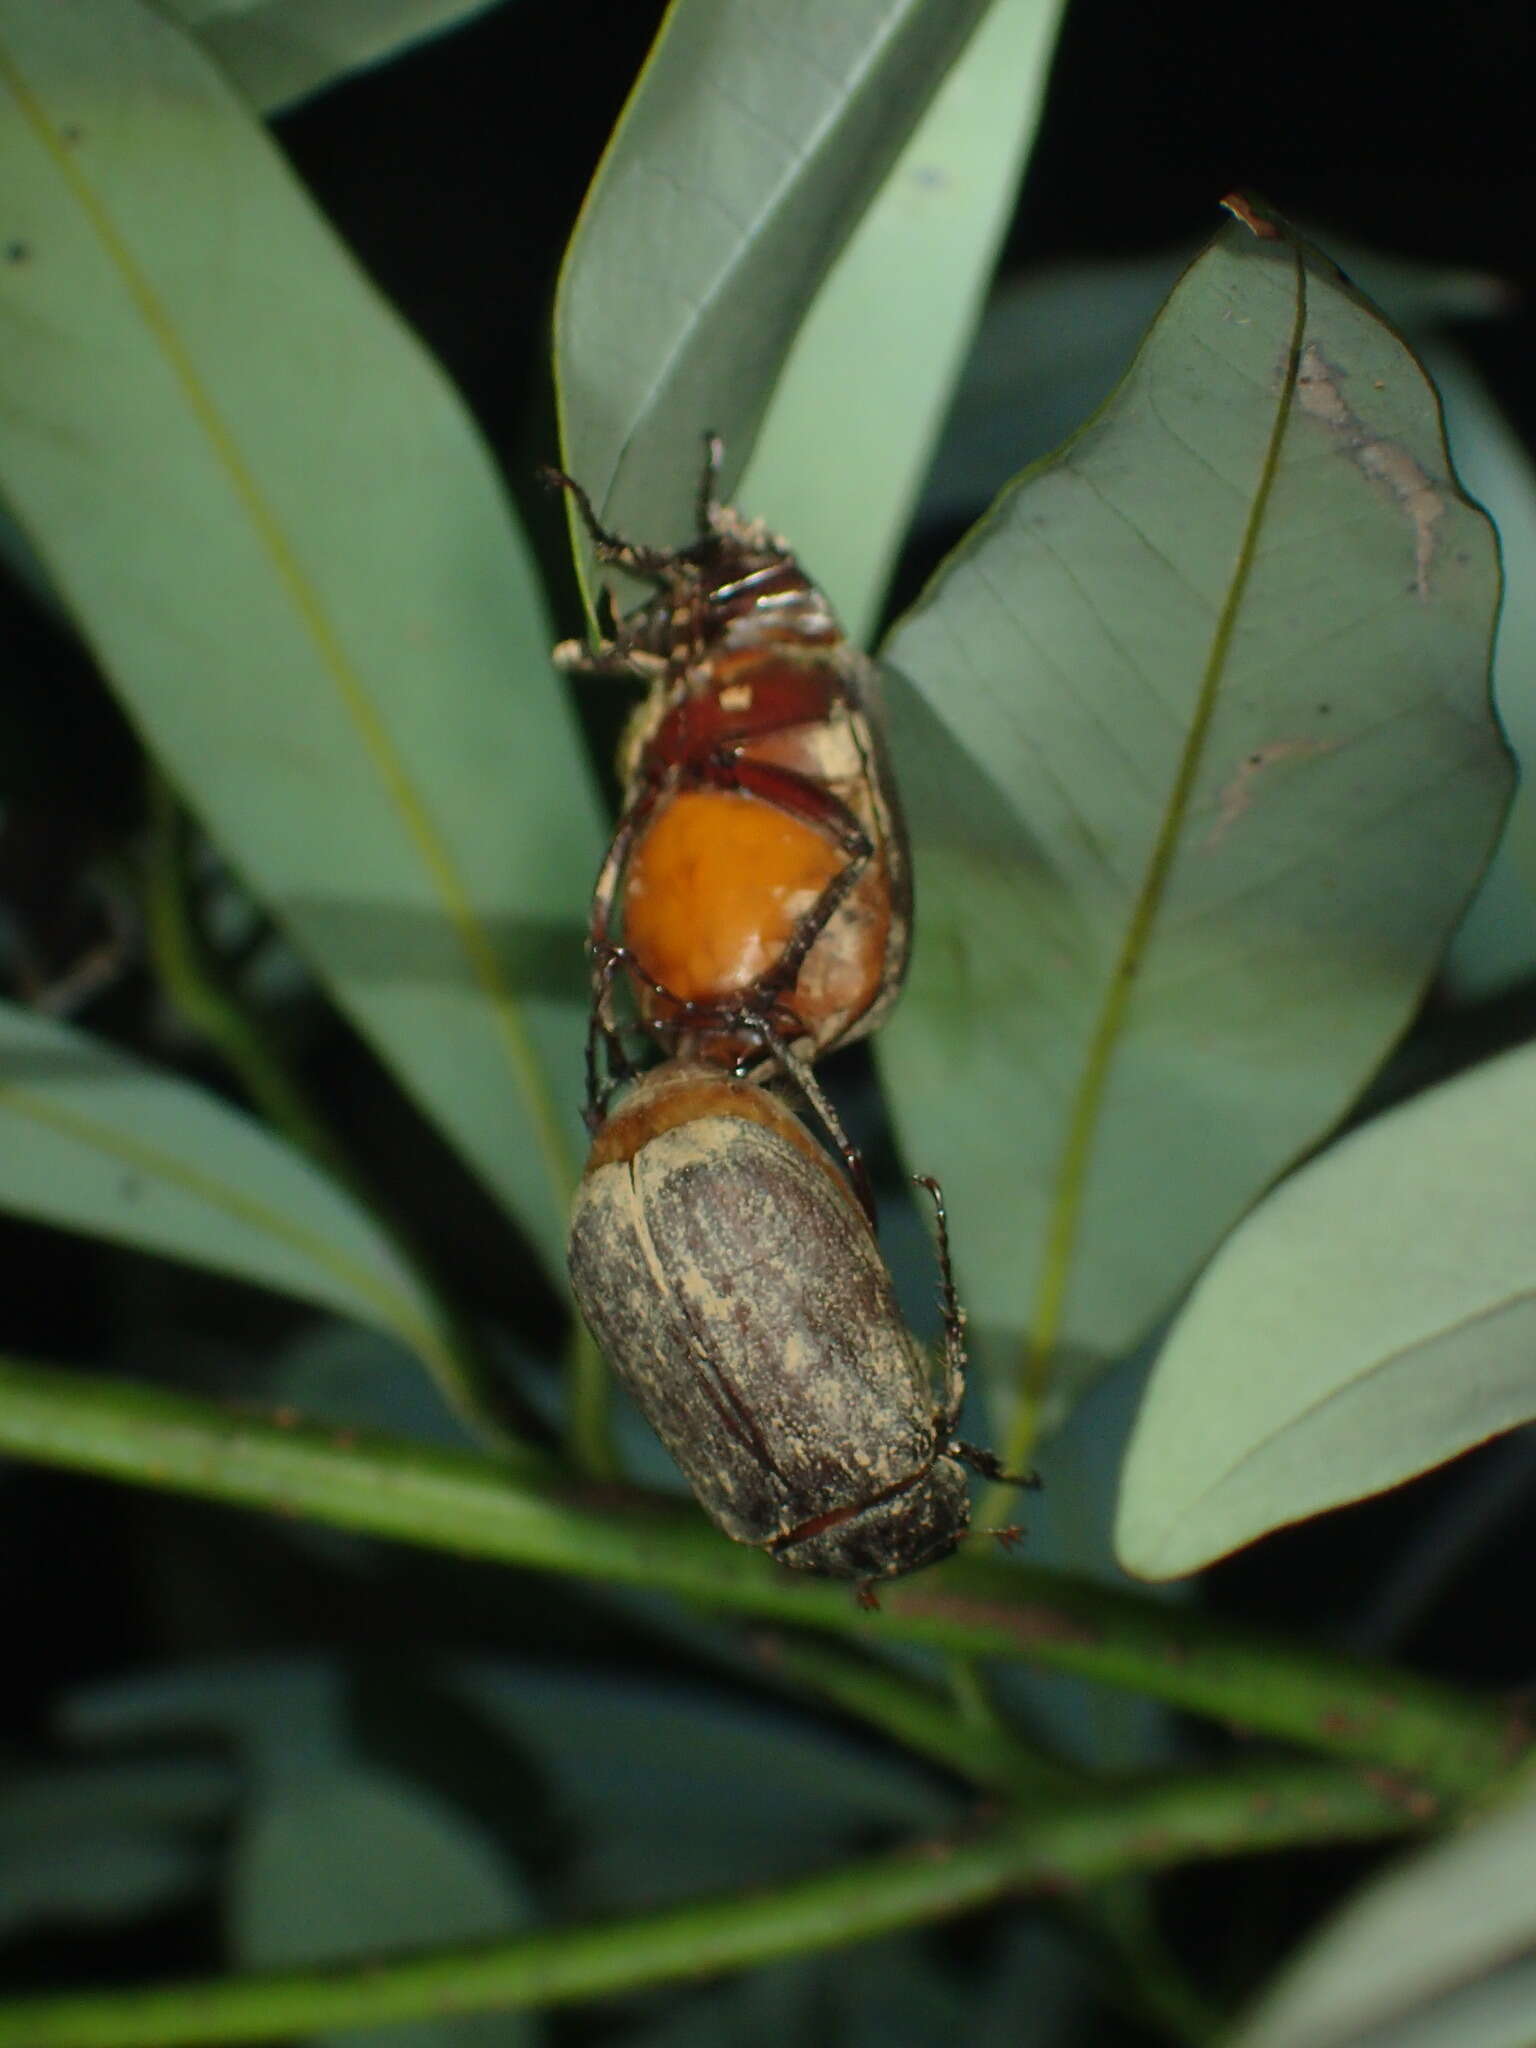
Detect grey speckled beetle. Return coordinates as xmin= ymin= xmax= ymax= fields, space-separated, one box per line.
xmin=568 ymin=1060 xmax=1014 ymax=1585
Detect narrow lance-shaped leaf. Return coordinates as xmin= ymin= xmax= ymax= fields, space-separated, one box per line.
xmin=0 ymin=1000 xmax=455 ymax=1366
xmin=878 ymin=197 xmax=1509 ymax=1451
xmin=160 ymin=1 xmax=506 ymax=114
xmin=1117 ymin=1041 xmax=1536 ymax=1579
xmin=737 ymin=0 xmax=1069 ymax=645
xmin=0 ymin=0 xmax=599 ymax=1281
xmin=552 ymin=0 xmax=990 ymax=595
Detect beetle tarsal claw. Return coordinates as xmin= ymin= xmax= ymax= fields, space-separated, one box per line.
xmin=948 ymin=1440 xmax=1040 ymax=1491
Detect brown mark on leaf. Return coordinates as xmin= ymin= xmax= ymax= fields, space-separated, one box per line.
xmin=1206 ymin=737 xmax=1334 ymax=848
xmin=1319 ymin=1705 xmax=1381 ymax=1740
xmin=1359 ymin=1768 xmax=1439 ymax=1821
xmin=1500 ymin=1698 xmax=1535 ymax=1766
xmin=1296 ymin=342 xmax=1445 ymax=599
xmin=896 ymin=1591 xmax=1101 ymax=1651
xmin=1220 ymin=193 xmax=1282 ymax=239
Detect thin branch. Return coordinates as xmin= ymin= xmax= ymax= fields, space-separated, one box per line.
xmin=0 ymin=1357 xmax=1518 ymax=1797
xmin=0 ymin=1761 xmax=1428 ymax=2047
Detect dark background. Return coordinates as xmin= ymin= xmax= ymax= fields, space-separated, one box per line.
xmin=4 ymin=0 xmax=1534 ymax=2030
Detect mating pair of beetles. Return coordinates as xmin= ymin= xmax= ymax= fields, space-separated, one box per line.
xmin=550 ymin=440 xmax=1024 ymax=1587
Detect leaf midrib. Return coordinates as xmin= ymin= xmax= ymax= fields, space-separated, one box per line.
xmin=0 ymin=24 xmax=576 ymax=1225
xmin=0 ymin=1074 xmax=442 ymax=1355
xmin=1005 ymin=236 xmax=1311 ymax=1476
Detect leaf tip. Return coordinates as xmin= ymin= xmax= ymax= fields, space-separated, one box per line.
xmin=1220 ymin=191 xmax=1284 ymax=240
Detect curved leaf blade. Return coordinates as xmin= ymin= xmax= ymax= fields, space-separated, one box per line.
xmin=878 ymin=199 xmax=1509 ymax=1437
xmin=0 ymin=1000 xmax=453 ymax=1357
xmin=1117 ymin=1042 xmax=1536 ymax=1579
xmin=736 ymin=0 xmax=1068 ymax=644
xmin=233 ymin=1769 xmax=534 ymax=2048
xmin=552 ymin=0 xmax=990 ymax=581
xmin=161 ymin=1 xmax=507 ymax=114
xmin=0 ymin=1 xmax=599 ymax=1278
xmin=1230 ymin=1782 xmax=1536 ymax=2048
xmin=1435 ymin=343 xmax=1536 ymax=997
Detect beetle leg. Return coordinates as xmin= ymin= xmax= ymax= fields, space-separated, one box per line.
xmin=583 ymin=942 xmax=640 ymax=1129
xmin=911 ymin=1177 xmax=1035 ymax=1491
xmin=950 ymin=1441 xmax=1042 ymax=1491
xmin=745 ymin=1026 xmax=878 ymax=1228
xmin=912 ymin=1174 xmax=968 ymax=1428
xmin=697 ymin=751 xmax=875 ymax=1009
xmin=540 ymin=465 xmax=678 ymax=579
xmin=585 ymin=765 xmax=682 ymax=1123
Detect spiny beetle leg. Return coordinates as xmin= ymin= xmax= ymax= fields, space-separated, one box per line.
xmin=950 ymin=1440 xmax=1042 ymax=1492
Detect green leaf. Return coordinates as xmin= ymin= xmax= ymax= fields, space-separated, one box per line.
xmin=1230 ymin=1782 xmax=1536 ymax=2048
xmin=1433 ymin=342 xmax=1536 ymax=998
xmin=1116 ymin=1041 xmax=1536 ymax=1579
xmin=0 ymin=1000 xmax=457 ymax=1357
xmin=552 ymin=0 xmax=991 ymax=591
xmin=735 ymin=0 xmax=1068 ymax=643
xmin=0 ymin=1 xmax=598 ymax=1282
xmin=232 ymin=1768 xmax=534 ymax=2048
xmin=160 ymin=1 xmax=507 ymax=113
xmin=0 ymin=1356 xmax=1511 ymax=1797
xmin=877 ymin=198 xmax=1510 ymax=1454
xmin=453 ymin=1663 xmax=947 ymax=1910
xmin=0 ymin=1756 xmax=231 ymax=1936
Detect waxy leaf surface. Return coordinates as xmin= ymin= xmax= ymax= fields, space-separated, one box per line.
xmin=0 ymin=1 xmax=598 ymax=1278
xmin=879 ymin=202 xmax=1509 ymax=1444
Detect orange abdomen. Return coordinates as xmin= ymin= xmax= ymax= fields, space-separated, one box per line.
xmin=624 ymin=787 xmax=892 ymax=1056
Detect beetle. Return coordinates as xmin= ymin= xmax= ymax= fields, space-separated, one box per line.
xmin=546 ymin=439 xmax=911 ymax=1108
xmin=567 ymin=1057 xmax=1016 ymax=1586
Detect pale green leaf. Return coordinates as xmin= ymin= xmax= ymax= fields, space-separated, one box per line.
xmin=736 ymin=0 xmax=1068 ymax=644
xmin=877 ymin=200 xmax=1509 ymax=1455
xmin=1230 ymin=1782 xmax=1536 ymax=2048
xmin=1433 ymin=343 xmax=1536 ymax=998
xmin=159 ymin=0 xmax=506 ymax=112
xmin=552 ymin=0 xmax=991 ymax=590
xmin=1116 ymin=1041 xmax=1536 ymax=1579
xmin=0 ymin=1 xmax=600 ymax=1280
xmin=924 ymin=238 xmax=1511 ymax=532
xmin=0 ymin=999 xmax=455 ymax=1358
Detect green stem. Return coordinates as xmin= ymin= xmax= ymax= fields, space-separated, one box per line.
xmin=563 ymin=1312 xmax=617 ymax=1478
xmin=0 ymin=1357 xmax=1518 ymax=1797
xmin=765 ymin=1639 xmax=1217 ymax=2042
xmin=1089 ymin=1882 xmax=1225 ymax=2045
xmin=142 ymin=767 xmax=351 ymax=1187
xmin=760 ymin=1633 xmax=1076 ymax=1796
xmin=140 ymin=768 xmax=538 ymax=1457
xmin=0 ymin=1761 xmax=1428 ymax=2048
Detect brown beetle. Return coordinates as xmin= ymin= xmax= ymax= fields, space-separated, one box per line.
xmin=567 ymin=1059 xmax=1014 ymax=1585
xmin=547 ymin=441 xmax=910 ymax=1102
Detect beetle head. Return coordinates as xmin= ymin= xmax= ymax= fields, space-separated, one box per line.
xmin=772 ymin=1453 xmax=970 ymax=1581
